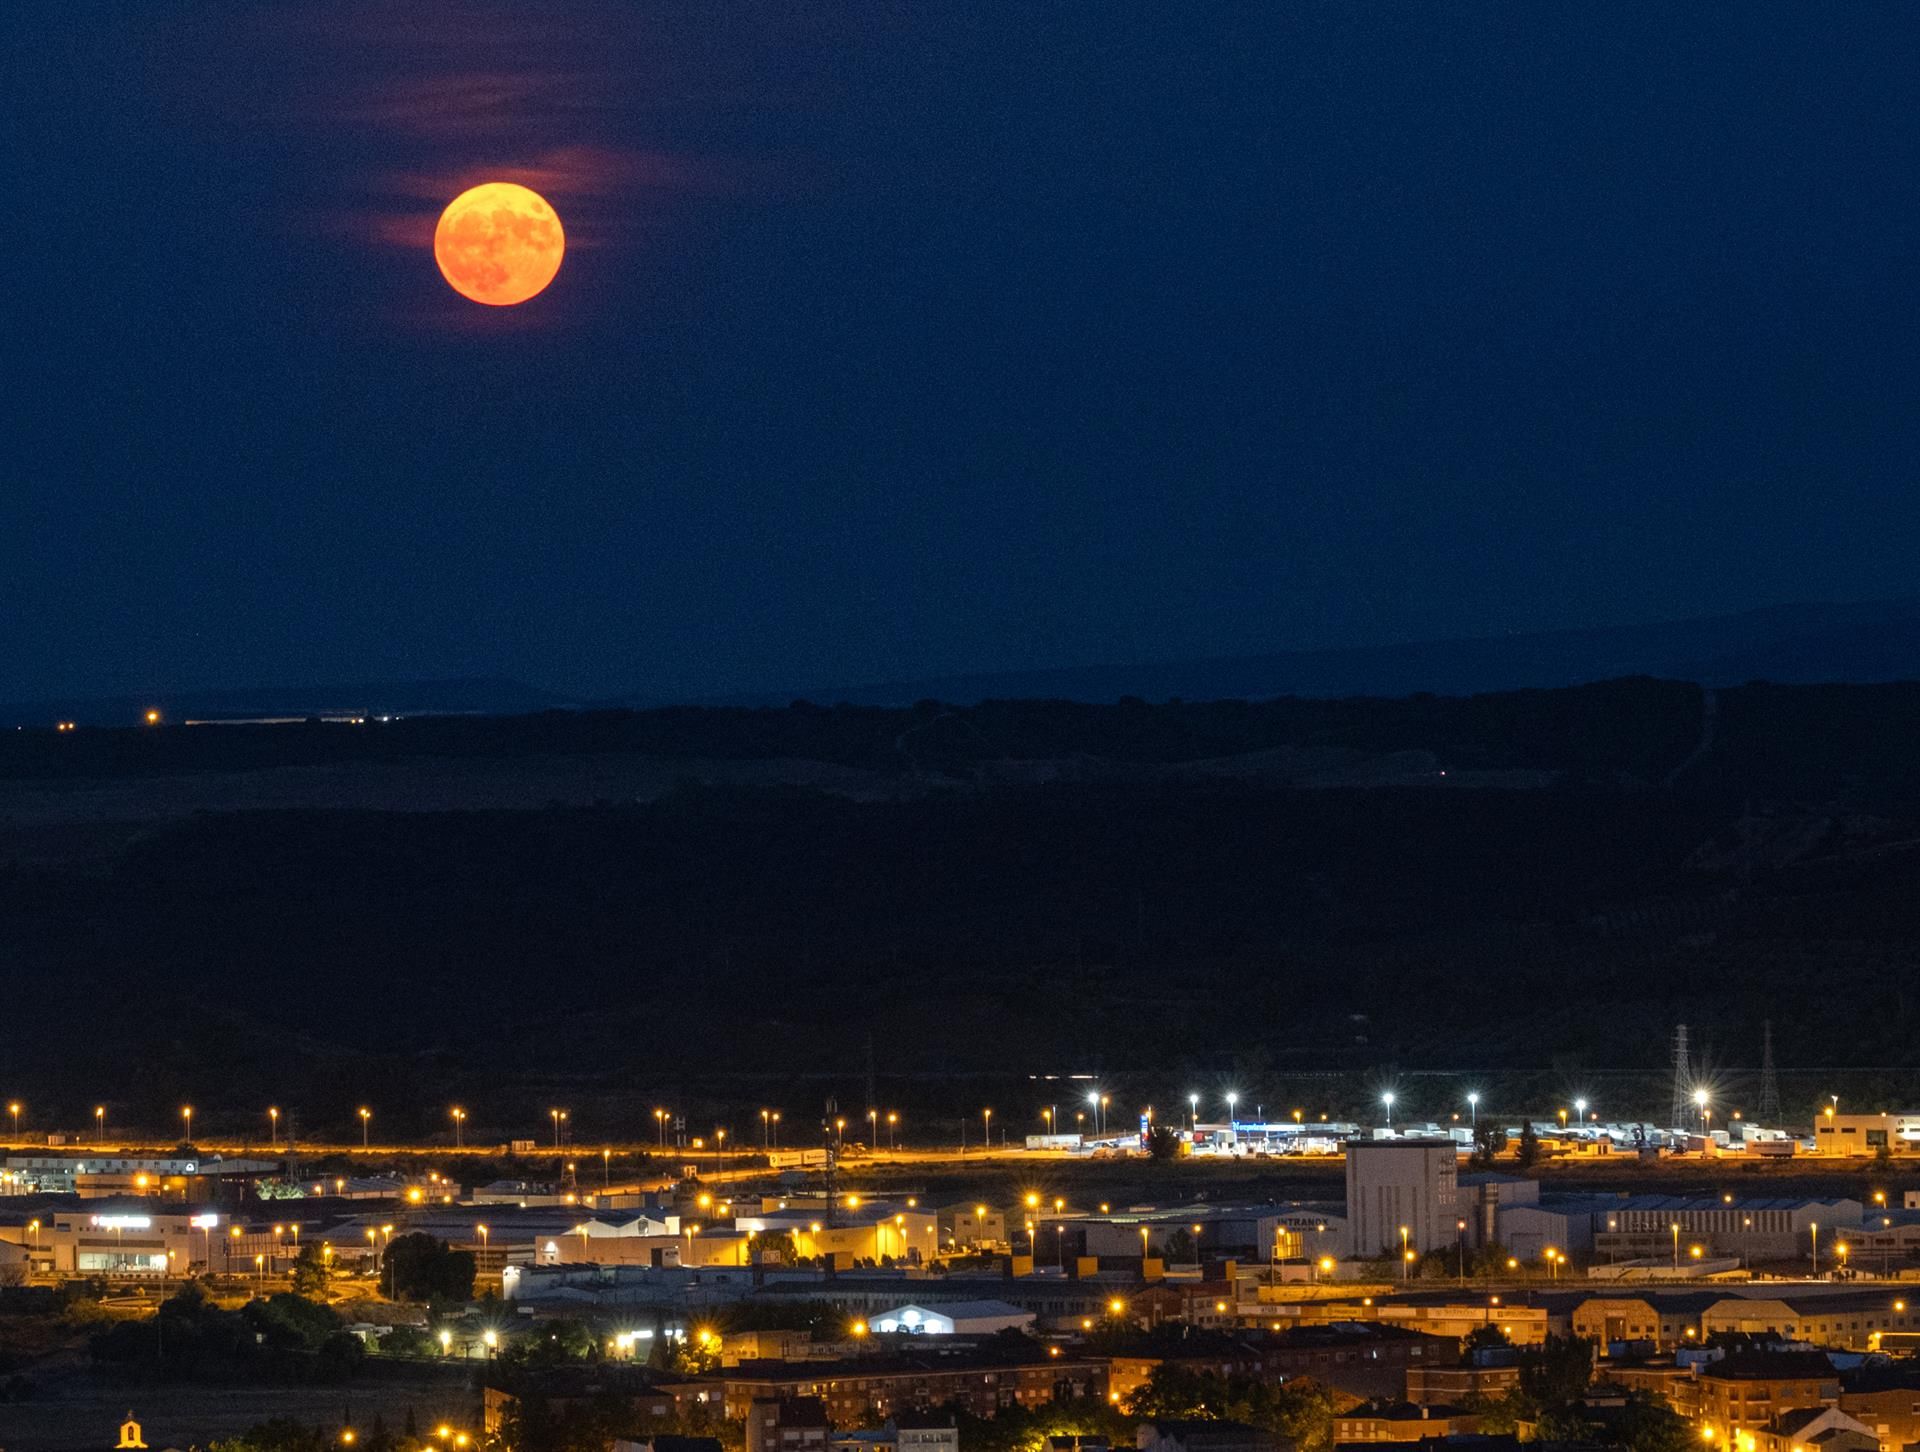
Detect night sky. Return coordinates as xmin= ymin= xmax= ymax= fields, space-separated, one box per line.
xmin=8 ymin=4 xmax=1919 ymax=703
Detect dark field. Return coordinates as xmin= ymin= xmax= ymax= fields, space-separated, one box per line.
xmin=6 ymin=681 xmax=1920 ymax=1138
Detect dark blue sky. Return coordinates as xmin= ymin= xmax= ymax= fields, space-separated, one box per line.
xmin=7 ymin=4 xmax=1919 ymax=701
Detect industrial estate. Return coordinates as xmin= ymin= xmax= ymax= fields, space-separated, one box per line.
xmin=7 ymin=1063 xmax=1920 ymax=1452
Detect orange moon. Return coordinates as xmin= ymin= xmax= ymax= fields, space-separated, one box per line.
xmin=433 ymin=182 xmax=565 ymax=306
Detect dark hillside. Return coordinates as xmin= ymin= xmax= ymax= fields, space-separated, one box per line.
xmin=4 ymin=677 xmax=1920 ymax=1128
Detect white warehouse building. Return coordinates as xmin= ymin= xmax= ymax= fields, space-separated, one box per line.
xmin=868 ymin=1300 xmax=1034 ymax=1335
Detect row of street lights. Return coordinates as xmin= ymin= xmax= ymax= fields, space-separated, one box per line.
xmin=6 ymin=1085 xmax=1805 ymax=1151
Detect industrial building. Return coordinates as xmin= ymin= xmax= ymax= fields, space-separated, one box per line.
xmin=1345 ymin=1140 xmax=1459 ymax=1256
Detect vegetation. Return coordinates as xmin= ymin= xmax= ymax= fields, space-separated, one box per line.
xmin=211 ymin=1411 xmax=469 ymax=1452
xmin=383 ymin=1233 xmax=476 ymax=1302
xmin=89 ymin=1287 xmax=362 ymax=1382
xmin=1515 ymin=1122 xmax=1541 ymax=1168
xmin=945 ymin=1400 xmax=1133 ymax=1452
xmin=290 ymin=1244 xmax=332 ymax=1296
xmin=1122 ymin=1363 xmax=1336 ymax=1451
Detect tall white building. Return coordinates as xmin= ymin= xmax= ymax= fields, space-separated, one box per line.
xmin=1345 ymin=1139 xmax=1457 ymax=1257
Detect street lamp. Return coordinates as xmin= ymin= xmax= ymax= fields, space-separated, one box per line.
xmin=655 ymin=1108 xmax=667 ymax=1147
xmin=450 ymin=1108 xmax=465 ymax=1148
xmin=1189 ymin=1094 xmax=1199 ymax=1134
xmin=95 ymin=1106 xmax=105 ymax=1143
xmin=182 ymin=1105 xmax=193 ymax=1142
xmin=1574 ymin=1098 xmax=1588 ymax=1127
xmin=269 ymin=1106 xmax=279 ymax=1147
xmin=1400 ymin=1225 xmax=1410 ymax=1281
xmin=1382 ymin=1092 xmax=1395 ymax=1132
xmin=1466 ymin=1093 xmax=1478 ymax=1130
xmin=6 ymin=1103 xmax=18 ymax=1138
xmin=887 ymin=1111 xmax=898 ymax=1149
xmin=550 ymin=1108 xmax=567 ymax=1149
xmin=983 ymin=1108 xmax=993 ymax=1149
xmin=1226 ymin=1093 xmax=1239 ymax=1145
xmin=1693 ymin=1088 xmax=1708 ymax=1134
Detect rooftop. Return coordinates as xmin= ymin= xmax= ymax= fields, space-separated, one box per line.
xmin=1703 ymin=1351 xmax=1837 ymax=1381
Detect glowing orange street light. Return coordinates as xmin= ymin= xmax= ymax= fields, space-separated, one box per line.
xmin=359 ymin=1107 xmax=371 ymax=1148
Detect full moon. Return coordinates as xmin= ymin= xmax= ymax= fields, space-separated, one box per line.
xmin=433 ymin=182 xmax=565 ymax=306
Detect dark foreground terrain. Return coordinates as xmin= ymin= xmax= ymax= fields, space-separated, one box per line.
xmin=6 ymin=678 xmax=1920 ymax=1135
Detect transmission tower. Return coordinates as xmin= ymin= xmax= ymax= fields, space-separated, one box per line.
xmin=1669 ymin=1023 xmax=1693 ymax=1132
xmin=1758 ymin=1020 xmax=1782 ymax=1125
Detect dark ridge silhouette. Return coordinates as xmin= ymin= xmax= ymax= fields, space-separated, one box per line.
xmin=664 ymin=597 xmax=1920 ymax=708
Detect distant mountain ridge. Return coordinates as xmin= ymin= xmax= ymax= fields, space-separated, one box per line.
xmin=0 ymin=676 xmax=568 ymax=730
xmin=674 ymin=597 xmax=1920 ymax=708
xmin=10 ymin=599 xmax=1920 ymax=728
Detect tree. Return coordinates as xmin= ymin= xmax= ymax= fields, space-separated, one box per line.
xmin=1516 ymin=1334 xmax=1595 ymax=1416
xmin=242 ymin=1293 xmax=341 ymax=1353
xmin=1515 ymin=1121 xmax=1541 ymax=1168
xmin=1613 ymin=1390 xmax=1694 ymax=1452
xmin=1147 ymin=1125 xmax=1184 ymax=1160
xmin=376 ymin=1325 xmax=436 ymax=1357
xmin=290 ymin=1244 xmax=331 ymax=1297
xmin=1470 ymin=1121 xmax=1509 ymax=1169
xmin=756 ymin=1230 xmax=800 ymax=1265
xmin=1464 ymin=1323 xmax=1511 ymax=1352
xmin=383 ymin=1233 xmax=475 ymax=1302
xmin=208 ymin=1420 xmax=334 ymax=1452
xmin=1263 ymin=1377 xmax=1335 ymax=1452
xmin=1123 ymin=1366 xmax=1333 ymax=1452
xmin=1127 ymin=1364 xmax=1222 ymax=1419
